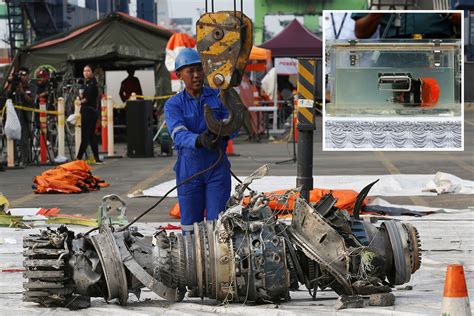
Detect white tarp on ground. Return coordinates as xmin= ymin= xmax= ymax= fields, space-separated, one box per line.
xmin=128 ymin=172 xmax=474 ymax=198
xmin=0 ymin=214 xmax=473 ymax=315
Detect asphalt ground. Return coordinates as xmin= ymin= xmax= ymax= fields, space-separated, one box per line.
xmin=0 ymin=107 xmax=473 ymax=223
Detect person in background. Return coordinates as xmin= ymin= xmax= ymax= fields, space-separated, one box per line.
xmin=164 ymin=48 xmax=233 ymax=235
xmin=76 ymin=65 xmax=103 ymax=164
xmin=352 ymin=12 xmax=461 ymax=106
xmin=35 ymin=68 xmax=50 ymax=105
xmin=5 ymin=66 xmax=36 ymax=165
xmin=33 ymin=69 xmax=50 ymax=128
xmin=352 ymin=12 xmax=461 ymax=39
xmin=119 ymin=68 xmax=143 ymax=102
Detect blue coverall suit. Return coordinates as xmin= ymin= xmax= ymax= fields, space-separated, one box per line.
xmin=164 ymin=86 xmax=232 ymax=233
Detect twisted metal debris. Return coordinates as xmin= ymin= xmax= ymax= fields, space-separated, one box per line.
xmin=22 ymin=166 xmax=421 ymax=309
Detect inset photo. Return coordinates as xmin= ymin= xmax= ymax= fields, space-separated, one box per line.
xmin=323 ymin=11 xmax=463 ymax=150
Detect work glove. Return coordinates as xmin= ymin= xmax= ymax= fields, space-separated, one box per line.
xmin=196 ymin=131 xmax=219 ymax=150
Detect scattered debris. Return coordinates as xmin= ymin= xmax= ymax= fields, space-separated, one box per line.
xmin=4 ymin=207 xmax=97 ymax=227
xmin=46 ymin=215 xmax=97 ymax=227
xmin=369 ymin=293 xmax=396 ymax=306
xmin=352 ymin=280 xmax=391 ymax=295
xmin=364 ymin=205 xmax=431 ymax=216
xmin=423 ymin=172 xmax=463 ymax=194
xmin=334 ymin=295 xmax=364 ymax=310
xmin=0 ymin=192 xmax=10 ymax=211
xmin=1 ymin=268 xmax=25 ymax=273
xmin=397 ymin=285 xmax=413 ymax=291
xmin=68 ymin=295 xmax=91 ymax=310
xmin=158 ymin=223 xmax=181 ymax=230
xmin=0 ymin=211 xmax=25 ymax=228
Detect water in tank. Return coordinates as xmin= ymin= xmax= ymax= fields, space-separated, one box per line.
xmin=326 ymin=39 xmax=461 ymax=117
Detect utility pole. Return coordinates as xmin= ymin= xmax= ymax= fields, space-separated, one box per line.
xmin=296 ymin=58 xmax=318 ymax=200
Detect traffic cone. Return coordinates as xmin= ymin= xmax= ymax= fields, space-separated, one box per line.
xmin=169 ymin=202 xmax=180 ymax=219
xmin=441 ymin=263 xmax=472 ymax=316
xmin=226 ymin=140 xmax=239 ymax=156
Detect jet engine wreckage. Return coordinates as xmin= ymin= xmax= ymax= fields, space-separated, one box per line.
xmin=22 ymin=166 xmax=421 ymax=309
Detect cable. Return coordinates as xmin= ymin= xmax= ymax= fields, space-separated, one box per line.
xmin=230 ymin=169 xmax=242 ymax=184
xmin=86 ymin=118 xmax=238 ymax=234
xmin=331 ymin=12 xmax=348 ymax=40
xmin=117 ymin=145 xmax=224 ymax=232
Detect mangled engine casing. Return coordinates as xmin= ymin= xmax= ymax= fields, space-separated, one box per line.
xmin=153 ymin=206 xmax=290 ymax=302
xmin=289 ymin=195 xmax=421 ymax=296
xmin=22 ymin=167 xmax=421 ymax=308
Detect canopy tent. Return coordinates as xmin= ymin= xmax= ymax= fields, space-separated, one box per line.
xmin=165 ymin=33 xmax=197 ymax=72
xmin=4 ymin=12 xmax=174 ymax=96
xmin=246 ymin=46 xmax=272 ymax=72
xmin=164 ymin=32 xmax=197 ymax=92
xmin=260 ymin=19 xmax=322 ymax=58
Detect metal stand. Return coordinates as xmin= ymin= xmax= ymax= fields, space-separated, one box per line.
xmin=153 ymin=120 xmax=166 ymax=142
xmin=275 ymin=105 xmax=297 ymax=165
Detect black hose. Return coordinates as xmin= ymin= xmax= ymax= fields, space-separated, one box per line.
xmin=116 ymin=145 xmax=224 ymax=232
xmin=230 ymin=169 xmax=242 ymax=184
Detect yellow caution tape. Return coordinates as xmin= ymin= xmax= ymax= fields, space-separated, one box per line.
xmin=112 ymin=94 xmax=176 ymax=109
xmin=133 ymin=94 xmax=175 ymax=100
xmin=113 ymin=103 xmax=126 ymax=109
xmin=12 ymin=104 xmax=62 ymax=116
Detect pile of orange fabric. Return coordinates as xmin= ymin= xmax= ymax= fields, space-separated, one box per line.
xmin=242 ymin=188 xmax=366 ymax=214
xmin=169 ymin=188 xmax=366 ymax=218
xmin=33 ymin=160 xmax=109 ymax=193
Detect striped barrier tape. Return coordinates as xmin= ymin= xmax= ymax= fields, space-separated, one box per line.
xmin=10 ymin=104 xmax=62 ymax=116
xmin=133 ymin=94 xmax=175 ymax=100
xmin=113 ymin=94 xmax=176 ymax=109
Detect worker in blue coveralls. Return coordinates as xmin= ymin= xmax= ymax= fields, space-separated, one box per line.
xmin=164 ymin=48 xmax=233 ymax=234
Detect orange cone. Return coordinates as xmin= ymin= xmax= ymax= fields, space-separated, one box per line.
xmin=441 ymin=263 xmax=472 ymax=316
xmin=168 ymin=203 xmax=206 ymax=219
xmin=169 ymin=202 xmax=180 ymax=219
xmin=226 ymin=140 xmax=239 ymax=156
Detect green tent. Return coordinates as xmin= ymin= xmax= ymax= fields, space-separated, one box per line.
xmin=6 ymin=12 xmax=174 ymax=97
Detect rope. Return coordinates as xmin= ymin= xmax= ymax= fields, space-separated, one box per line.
xmin=3 ymin=94 xmax=175 ymax=116
xmin=133 ymin=94 xmax=175 ymax=100
xmin=112 ymin=94 xmax=176 ymax=109
xmin=10 ymin=104 xmax=61 ymax=116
